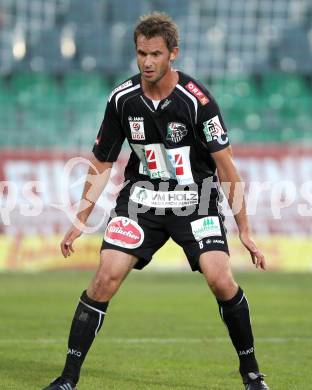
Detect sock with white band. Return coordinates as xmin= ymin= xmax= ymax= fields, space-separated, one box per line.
xmin=217 ymin=286 xmax=259 ymax=376
xmin=61 ymin=290 xmax=109 ymax=384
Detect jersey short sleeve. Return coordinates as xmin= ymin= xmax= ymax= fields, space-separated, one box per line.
xmin=92 ymin=98 xmax=125 ymax=162
xmin=197 ymin=97 xmax=230 ymax=153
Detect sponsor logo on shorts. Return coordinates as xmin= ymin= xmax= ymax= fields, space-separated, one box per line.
xmin=129 ymin=116 xmax=145 ymax=140
xmin=213 ymin=239 xmax=224 ymax=244
xmin=166 ymin=122 xmax=188 ymax=143
xmin=190 ymin=216 xmax=221 ymax=241
xmin=185 ymin=81 xmax=209 ymax=105
xmin=104 ymin=216 xmax=144 ymax=249
xmin=205 ymin=238 xmax=225 ymax=245
xmin=203 ymin=115 xmax=225 ymax=142
xmin=200 ymin=238 xmax=225 ymax=247
xmin=130 ymin=186 xmax=198 ymax=208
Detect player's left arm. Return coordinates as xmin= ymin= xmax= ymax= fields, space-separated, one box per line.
xmin=211 ymin=146 xmax=266 ymax=270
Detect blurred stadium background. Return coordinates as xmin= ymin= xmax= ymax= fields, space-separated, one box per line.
xmin=0 ymin=0 xmax=312 ymax=271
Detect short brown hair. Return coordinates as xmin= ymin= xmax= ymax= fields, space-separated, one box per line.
xmin=134 ymin=12 xmax=179 ymax=52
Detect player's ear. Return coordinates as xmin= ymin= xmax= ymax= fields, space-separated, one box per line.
xmin=170 ymin=47 xmax=179 ymax=62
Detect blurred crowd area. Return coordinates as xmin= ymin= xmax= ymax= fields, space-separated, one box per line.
xmin=0 ymin=0 xmax=311 ymax=148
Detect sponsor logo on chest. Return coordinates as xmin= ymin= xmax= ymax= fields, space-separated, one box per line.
xmin=190 ymin=216 xmax=222 ymax=241
xmin=130 ymin=186 xmax=198 ymax=208
xmin=131 ymin=143 xmax=194 ymax=185
xmin=129 ymin=116 xmax=145 ymax=140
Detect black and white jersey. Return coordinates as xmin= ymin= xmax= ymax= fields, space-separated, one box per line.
xmin=93 ymin=71 xmax=230 ymax=189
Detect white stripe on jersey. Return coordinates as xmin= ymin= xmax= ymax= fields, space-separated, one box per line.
xmin=115 ymin=84 xmax=141 ymax=110
xmin=108 ymin=80 xmax=133 ymax=102
xmin=176 ymin=84 xmax=198 ymax=124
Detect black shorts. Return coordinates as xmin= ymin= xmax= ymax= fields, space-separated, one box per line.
xmin=100 ymin=183 xmax=229 ymax=272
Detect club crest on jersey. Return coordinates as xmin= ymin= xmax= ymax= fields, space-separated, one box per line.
xmin=185 ymin=81 xmax=209 ymax=105
xmin=203 ymin=115 xmax=225 ymax=142
xmin=166 ymin=122 xmax=188 ymax=143
xmin=129 ymin=116 xmax=145 ymax=140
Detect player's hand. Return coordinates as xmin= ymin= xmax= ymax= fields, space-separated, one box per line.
xmin=60 ymin=225 xmax=82 ymax=258
xmin=239 ymin=232 xmax=266 ymax=270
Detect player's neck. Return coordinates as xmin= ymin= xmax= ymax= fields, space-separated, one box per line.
xmin=142 ymin=69 xmax=178 ymax=101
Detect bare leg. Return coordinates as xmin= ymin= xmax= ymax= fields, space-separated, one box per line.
xmin=87 ymin=249 xmax=138 ymax=301
xmin=199 ymin=250 xmax=238 ymax=300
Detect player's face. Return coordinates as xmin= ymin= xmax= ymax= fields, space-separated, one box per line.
xmin=136 ymin=35 xmax=178 ymax=84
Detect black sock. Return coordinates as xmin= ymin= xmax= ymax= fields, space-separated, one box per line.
xmin=217 ymin=287 xmax=259 ymax=377
xmin=61 ymin=290 xmax=109 ymax=384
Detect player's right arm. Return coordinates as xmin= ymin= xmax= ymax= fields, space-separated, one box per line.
xmin=61 ymin=90 xmax=125 ymax=258
xmin=60 ymin=157 xmax=113 ymax=258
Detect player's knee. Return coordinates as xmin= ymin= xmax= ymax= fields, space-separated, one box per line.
xmin=91 ymin=273 xmax=121 ymax=300
xmin=208 ymin=275 xmax=237 ymax=299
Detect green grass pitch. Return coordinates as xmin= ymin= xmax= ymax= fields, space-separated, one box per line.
xmin=0 ymin=270 xmax=311 ymax=389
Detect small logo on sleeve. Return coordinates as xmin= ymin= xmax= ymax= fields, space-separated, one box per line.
xmin=185 ymin=81 xmax=210 ymax=105
xmin=108 ymin=80 xmax=133 ymax=101
xmin=203 ymin=115 xmax=225 ymax=142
